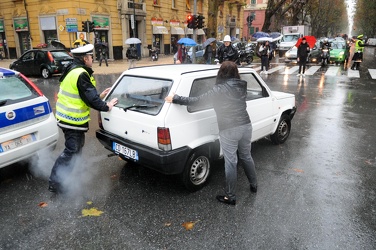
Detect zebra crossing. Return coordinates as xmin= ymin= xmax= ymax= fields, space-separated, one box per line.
xmin=249 ymin=64 xmax=376 ymax=79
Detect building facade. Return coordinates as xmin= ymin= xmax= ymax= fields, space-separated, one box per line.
xmin=243 ymin=0 xmax=267 ymax=40
xmin=0 ymin=0 xmax=245 ymax=60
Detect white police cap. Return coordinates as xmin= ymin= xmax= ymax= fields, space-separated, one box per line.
xmin=71 ymin=44 xmax=94 ymax=56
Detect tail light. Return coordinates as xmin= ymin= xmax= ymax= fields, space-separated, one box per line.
xmin=98 ymin=111 xmax=103 ymax=129
xmin=157 ymin=127 xmax=171 ymax=151
xmin=47 ymin=51 xmax=54 ymax=63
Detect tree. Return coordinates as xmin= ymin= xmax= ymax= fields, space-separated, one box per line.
xmin=354 ymin=0 xmax=376 ymax=37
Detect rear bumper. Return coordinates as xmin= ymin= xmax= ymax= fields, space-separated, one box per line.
xmin=96 ymin=129 xmax=192 ymax=175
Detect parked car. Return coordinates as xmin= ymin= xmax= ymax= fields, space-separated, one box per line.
xmin=96 ymin=64 xmax=296 ymax=191
xmin=284 ymin=46 xmax=299 ymax=63
xmin=0 ymin=67 xmax=59 ymax=169
xmin=9 ymin=48 xmax=73 ymax=79
xmin=366 ymin=38 xmax=376 ymax=46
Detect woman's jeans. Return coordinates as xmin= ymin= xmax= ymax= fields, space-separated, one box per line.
xmin=49 ymin=128 xmax=85 ymax=188
xmin=219 ymin=123 xmax=257 ymax=200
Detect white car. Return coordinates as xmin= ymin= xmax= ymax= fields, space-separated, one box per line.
xmin=0 ymin=67 xmax=59 ymax=168
xmin=96 ymin=65 xmax=296 ymax=191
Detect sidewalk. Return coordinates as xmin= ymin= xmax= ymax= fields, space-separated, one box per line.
xmin=0 ymin=55 xmax=175 ymax=75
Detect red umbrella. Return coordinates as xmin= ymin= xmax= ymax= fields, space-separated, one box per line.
xmin=295 ymin=36 xmax=316 ymax=48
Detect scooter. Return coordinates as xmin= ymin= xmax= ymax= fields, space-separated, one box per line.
xmin=320 ymin=47 xmax=331 ymax=66
xmin=149 ymin=48 xmax=159 ymax=61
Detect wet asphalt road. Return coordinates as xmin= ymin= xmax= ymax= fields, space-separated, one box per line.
xmin=0 ymin=48 xmax=375 ymax=249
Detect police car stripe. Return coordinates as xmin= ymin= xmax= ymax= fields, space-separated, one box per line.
xmin=0 ymin=101 xmax=51 ymax=129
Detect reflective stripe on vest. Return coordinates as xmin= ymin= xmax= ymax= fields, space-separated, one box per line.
xmin=55 ymin=67 xmax=96 ymax=125
xmin=355 ymin=40 xmax=364 ymax=52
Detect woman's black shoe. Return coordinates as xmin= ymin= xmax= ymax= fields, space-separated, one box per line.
xmin=216 ymin=195 xmax=236 ymax=205
xmin=250 ymin=184 xmax=258 ymax=193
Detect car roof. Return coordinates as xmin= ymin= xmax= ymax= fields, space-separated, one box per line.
xmin=121 ymin=64 xmax=257 ymax=78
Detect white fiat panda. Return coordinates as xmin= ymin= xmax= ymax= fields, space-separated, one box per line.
xmin=96 ymin=64 xmax=296 ymax=191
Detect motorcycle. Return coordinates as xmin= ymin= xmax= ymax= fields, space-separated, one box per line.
xmin=149 ymin=48 xmax=159 ymax=61
xmin=320 ymin=47 xmax=331 ymax=66
xmin=235 ymin=43 xmax=254 ymax=65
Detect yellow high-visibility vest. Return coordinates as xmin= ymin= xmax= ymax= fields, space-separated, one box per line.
xmin=56 ymin=68 xmax=96 ymax=125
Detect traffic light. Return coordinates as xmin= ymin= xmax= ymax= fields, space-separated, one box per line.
xmin=187 ymin=15 xmax=194 ymax=29
xmin=197 ymin=15 xmax=205 ymax=29
xmin=82 ymin=21 xmax=88 ymax=32
xmin=89 ymin=21 xmax=95 ymax=32
xmin=193 ymin=15 xmax=198 ymax=29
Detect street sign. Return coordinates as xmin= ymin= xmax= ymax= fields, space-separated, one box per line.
xmin=66 ymin=18 xmax=78 ymax=33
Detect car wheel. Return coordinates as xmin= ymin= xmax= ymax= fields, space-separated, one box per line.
xmin=181 ymin=150 xmax=211 ymax=192
xmin=270 ymin=114 xmax=291 ymax=145
xmin=41 ymin=68 xmax=51 ymax=79
xmin=247 ymin=57 xmax=253 ymax=64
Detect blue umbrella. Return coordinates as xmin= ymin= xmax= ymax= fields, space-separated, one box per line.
xmin=177 ymin=37 xmax=197 ymax=46
xmin=252 ymin=32 xmax=270 ymax=39
xmin=270 ymin=32 xmax=282 ymax=39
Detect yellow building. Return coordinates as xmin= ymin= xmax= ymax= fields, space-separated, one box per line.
xmin=0 ymin=0 xmax=245 ymax=60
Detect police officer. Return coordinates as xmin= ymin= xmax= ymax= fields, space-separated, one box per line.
xmin=48 ymin=44 xmax=118 ymax=194
xmin=216 ymin=35 xmax=238 ymax=64
xmin=351 ymin=34 xmax=365 ymax=70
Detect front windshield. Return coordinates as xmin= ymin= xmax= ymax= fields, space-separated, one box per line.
xmin=107 ymin=75 xmax=172 ymax=115
xmin=282 ymin=35 xmax=299 ymax=42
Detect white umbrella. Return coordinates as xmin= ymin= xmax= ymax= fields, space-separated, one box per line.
xmin=125 ymin=38 xmax=142 ymax=44
xmin=272 ymin=35 xmax=283 ymax=42
xmin=256 ymin=37 xmax=273 ymax=43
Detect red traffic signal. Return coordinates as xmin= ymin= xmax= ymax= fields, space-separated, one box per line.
xmin=187 ymin=15 xmax=194 ymax=29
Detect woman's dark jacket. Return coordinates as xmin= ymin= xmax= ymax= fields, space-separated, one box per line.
xmin=297 ymin=43 xmax=310 ymax=58
xmin=172 ymin=78 xmax=250 ymax=131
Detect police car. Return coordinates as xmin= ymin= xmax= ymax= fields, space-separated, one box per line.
xmin=0 ymin=67 xmax=59 ymax=168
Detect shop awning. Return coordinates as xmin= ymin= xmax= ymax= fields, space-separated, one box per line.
xmin=171 ymin=27 xmax=185 ymax=35
xmin=153 ymin=26 xmax=168 ymax=34
xmin=185 ymin=28 xmax=205 ymax=35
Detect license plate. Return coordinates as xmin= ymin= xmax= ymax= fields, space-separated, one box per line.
xmin=61 ymin=61 xmax=70 ymax=65
xmin=0 ymin=134 xmax=36 ymax=153
xmin=113 ymin=142 xmax=139 ymax=161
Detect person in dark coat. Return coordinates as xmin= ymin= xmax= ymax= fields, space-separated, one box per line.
xmin=216 ymin=35 xmax=238 ymax=64
xmin=165 ymin=61 xmax=258 ymax=205
xmin=297 ymin=37 xmax=310 ymax=76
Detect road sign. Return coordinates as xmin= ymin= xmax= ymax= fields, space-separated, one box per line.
xmin=66 ymin=18 xmax=78 ymax=33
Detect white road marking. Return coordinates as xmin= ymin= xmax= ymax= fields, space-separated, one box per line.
xmin=347 ymin=68 xmax=360 ymax=78
xmin=280 ymin=66 xmax=299 ymax=75
xmin=324 ymin=66 xmax=340 ymax=76
xmin=304 ymin=66 xmax=321 ymax=75
xmin=266 ymin=66 xmax=285 ymax=74
xmin=368 ymin=69 xmax=376 ymax=79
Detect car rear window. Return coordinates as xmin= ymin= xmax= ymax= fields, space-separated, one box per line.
xmin=107 ymin=75 xmax=172 ymax=115
xmin=0 ymin=75 xmax=39 ymax=106
xmin=50 ymin=51 xmax=71 ymax=58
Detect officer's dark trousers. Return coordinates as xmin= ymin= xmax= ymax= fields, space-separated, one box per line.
xmin=49 ymin=128 xmax=85 ymax=188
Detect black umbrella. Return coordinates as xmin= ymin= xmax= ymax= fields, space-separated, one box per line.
xmin=51 ymin=40 xmax=66 ymax=49
xmin=203 ymin=38 xmax=216 ymax=48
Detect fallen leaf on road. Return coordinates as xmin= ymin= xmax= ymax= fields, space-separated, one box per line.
xmin=38 ymin=202 xmax=48 ymax=208
xmin=182 ymin=220 xmax=200 ymax=231
xmin=82 ymin=208 xmax=104 ymax=217
xmin=110 ymin=174 xmax=117 ymax=180
xmin=164 ymin=222 xmax=172 ymax=227
xmin=291 ymin=168 xmax=304 ymax=173
xmin=86 ymin=201 xmax=93 ymax=205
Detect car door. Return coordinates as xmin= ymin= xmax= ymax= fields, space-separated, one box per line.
xmin=18 ymin=51 xmax=35 ymax=76
xmin=33 ymin=51 xmax=46 ymax=75
xmin=241 ymin=73 xmax=274 ymax=142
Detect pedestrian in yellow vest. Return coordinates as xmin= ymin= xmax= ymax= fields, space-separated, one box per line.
xmin=49 ymin=44 xmax=118 ymax=194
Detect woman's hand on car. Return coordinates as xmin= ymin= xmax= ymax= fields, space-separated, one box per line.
xmin=165 ymin=93 xmax=175 ymax=103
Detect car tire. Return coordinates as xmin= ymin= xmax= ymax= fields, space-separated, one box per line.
xmin=247 ymin=57 xmax=253 ymax=64
xmin=181 ymin=150 xmax=211 ymax=192
xmin=41 ymin=68 xmax=51 ymax=79
xmin=270 ymin=114 xmax=291 ymax=145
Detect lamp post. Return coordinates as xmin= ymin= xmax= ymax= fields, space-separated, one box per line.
xmin=131 ymin=0 xmax=136 ymax=37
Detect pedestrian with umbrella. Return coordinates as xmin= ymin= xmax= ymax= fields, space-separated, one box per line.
xmin=295 ymin=36 xmax=316 ymax=76
xmin=203 ymin=38 xmax=216 ymax=64
xmin=125 ymin=37 xmax=141 ymax=69
xmin=297 ymin=37 xmax=310 ymax=76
